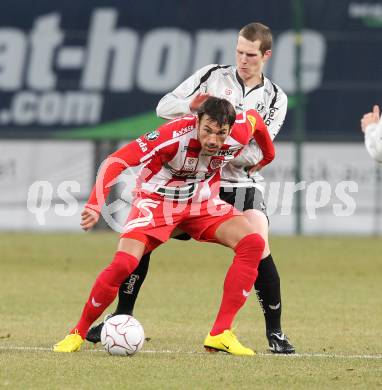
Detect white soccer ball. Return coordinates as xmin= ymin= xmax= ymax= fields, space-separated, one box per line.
xmin=100 ymin=314 xmax=145 ymax=356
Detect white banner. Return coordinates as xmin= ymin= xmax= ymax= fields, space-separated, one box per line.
xmin=0 ymin=140 xmax=93 ymax=230
xmin=0 ymin=140 xmax=380 ymax=234
xmin=262 ymin=142 xmax=381 ymax=234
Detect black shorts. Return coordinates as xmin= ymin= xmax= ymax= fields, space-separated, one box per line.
xmin=219 ymin=186 xmax=267 ymax=215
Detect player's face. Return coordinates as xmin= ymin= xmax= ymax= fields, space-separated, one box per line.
xmin=197 ymin=115 xmax=231 ymax=155
xmin=236 ymin=36 xmax=271 ymax=85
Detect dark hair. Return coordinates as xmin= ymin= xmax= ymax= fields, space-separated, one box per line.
xmin=239 ymin=22 xmax=273 ymax=54
xmin=197 ymin=97 xmax=236 ymax=128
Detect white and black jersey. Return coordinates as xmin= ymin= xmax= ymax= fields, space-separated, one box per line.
xmin=364 ymin=118 xmax=382 ymax=162
xmin=156 ymin=64 xmax=287 ymax=190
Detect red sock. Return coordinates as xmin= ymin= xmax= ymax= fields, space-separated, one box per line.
xmin=71 ymin=251 xmax=139 ymax=338
xmin=210 ymin=233 xmax=265 ymax=336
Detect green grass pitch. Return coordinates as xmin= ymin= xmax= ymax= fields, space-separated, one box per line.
xmin=0 ymin=233 xmax=381 ymax=389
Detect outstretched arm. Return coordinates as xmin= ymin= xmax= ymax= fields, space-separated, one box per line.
xmin=361 ymin=105 xmax=382 ymax=162
xmin=82 ymin=142 xmax=143 ymax=230
xmin=82 ymin=120 xmax=184 ymax=230
xmin=156 ymin=64 xmax=216 ymax=119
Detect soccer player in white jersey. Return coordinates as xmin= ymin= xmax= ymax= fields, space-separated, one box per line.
xmin=87 ymin=22 xmax=295 ymax=354
xmin=361 ymin=105 xmax=382 ymax=162
xmin=54 ymin=97 xmax=275 ymax=355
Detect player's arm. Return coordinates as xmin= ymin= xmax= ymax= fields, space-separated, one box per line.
xmin=252 ymin=114 xmax=276 ymax=169
xmin=230 ymin=110 xmax=275 ymax=173
xmin=81 ymin=141 xmax=146 ymax=230
xmin=156 ymin=64 xmax=216 ymax=119
xmin=82 ymin=126 xmax=177 ymax=230
xmin=246 ymin=110 xmax=275 ymax=171
xmin=361 ymin=105 xmax=382 ymax=162
xmin=264 ymin=85 xmax=288 ymax=140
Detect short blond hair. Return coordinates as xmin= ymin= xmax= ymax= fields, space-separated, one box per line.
xmin=239 ymin=22 xmax=273 ymax=54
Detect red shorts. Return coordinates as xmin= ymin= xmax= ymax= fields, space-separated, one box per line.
xmin=121 ymin=196 xmax=241 ymax=248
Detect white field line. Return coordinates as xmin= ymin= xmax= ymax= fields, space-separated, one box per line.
xmin=0 ymin=345 xmax=381 ymax=360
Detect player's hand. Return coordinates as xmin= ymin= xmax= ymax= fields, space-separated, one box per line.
xmin=361 ymin=105 xmax=380 ymax=133
xmin=80 ymin=207 xmax=100 ymax=231
xmin=247 ymin=163 xmax=263 ymax=175
xmin=189 ymin=93 xmax=210 ymax=112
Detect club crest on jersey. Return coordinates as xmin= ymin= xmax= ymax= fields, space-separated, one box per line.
xmin=182 ymin=157 xmax=198 ymax=171
xmin=256 ymin=102 xmax=266 ymax=113
xmin=225 ymin=88 xmax=232 ymax=95
xmin=144 ymin=130 xmax=160 ymax=141
xmin=209 ymin=158 xmax=225 ymax=170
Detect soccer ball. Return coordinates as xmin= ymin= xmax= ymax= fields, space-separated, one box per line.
xmin=100 ymin=314 xmax=145 ymax=356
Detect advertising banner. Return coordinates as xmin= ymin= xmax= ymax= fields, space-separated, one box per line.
xmin=0 ymin=0 xmax=381 ymax=140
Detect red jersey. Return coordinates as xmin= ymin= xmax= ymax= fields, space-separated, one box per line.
xmin=86 ymin=109 xmax=274 ymax=210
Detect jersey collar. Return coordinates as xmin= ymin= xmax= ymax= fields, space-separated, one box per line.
xmin=235 ymin=70 xmax=265 ymax=97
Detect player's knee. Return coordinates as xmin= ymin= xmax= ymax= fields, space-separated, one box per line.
xmin=234 ymin=233 xmax=265 ymax=266
xmin=244 ymin=210 xmax=269 ymax=240
xmin=108 ymin=251 xmax=139 ymax=283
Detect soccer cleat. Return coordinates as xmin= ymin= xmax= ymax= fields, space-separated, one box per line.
xmin=53 ymin=331 xmax=84 ymax=353
xmin=204 ymin=329 xmax=255 ymax=356
xmin=267 ymin=332 xmax=295 ymax=354
xmin=86 ymin=313 xmax=114 ymax=344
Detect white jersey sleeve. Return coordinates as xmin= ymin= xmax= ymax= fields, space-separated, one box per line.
xmin=156 ymin=64 xmax=218 ymax=119
xmin=263 ymin=83 xmax=288 ymax=140
xmin=364 ymin=119 xmax=382 ymax=162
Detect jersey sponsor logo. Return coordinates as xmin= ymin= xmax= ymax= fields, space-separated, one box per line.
xmin=216 ymin=148 xmax=241 ymax=157
xmin=265 ymin=107 xmax=279 ymax=126
xmin=167 ymin=165 xmax=213 ymax=180
xmin=172 ymin=125 xmax=194 ymax=138
xmin=123 ymin=274 xmax=140 ymax=295
xmin=144 ymin=130 xmax=160 ymax=141
xmin=136 ymin=137 xmax=148 ymax=152
xmin=182 ymin=157 xmax=198 ymax=171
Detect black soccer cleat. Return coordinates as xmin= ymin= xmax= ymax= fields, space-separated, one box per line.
xmin=267 ymin=332 xmax=295 ymax=354
xmin=86 ymin=314 xmax=114 ymax=344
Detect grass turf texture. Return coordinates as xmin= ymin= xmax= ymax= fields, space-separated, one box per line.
xmin=0 ymin=233 xmax=381 ymax=389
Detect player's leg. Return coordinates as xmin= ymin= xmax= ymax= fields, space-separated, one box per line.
xmin=53 ymin=237 xmax=148 ymax=352
xmin=114 ymin=228 xmax=190 ymax=316
xmin=242 ymin=188 xmax=295 ymax=354
xmin=209 ymin=216 xmax=264 ymax=327
xmin=85 ymin=251 xmax=152 ymax=343
xmin=86 ymin=229 xmax=191 ymax=343
xmin=55 ymin=196 xmax=175 ymax=352
xmin=182 ymin=207 xmax=264 ymax=355
xmin=220 ymin=186 xmax=294 ymax=354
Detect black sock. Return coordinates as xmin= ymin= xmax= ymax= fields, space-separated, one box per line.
xmin=114 ymin=252 xmax=152 ymax=316
xmin=254 ymin=254 xmax=282 ymax=334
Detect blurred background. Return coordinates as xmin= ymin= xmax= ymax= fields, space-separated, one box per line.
xmin=0 ymin=0 xmax=381 ymax=234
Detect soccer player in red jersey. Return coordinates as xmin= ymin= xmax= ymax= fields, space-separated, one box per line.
xmin=53 ymin=97 xmax=275 ymax=355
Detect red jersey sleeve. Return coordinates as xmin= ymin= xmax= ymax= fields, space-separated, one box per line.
xmin=85 ymin=116 xmax=195 ymax=212
xmin=234 ymin=109 xmax=275 ymax=169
